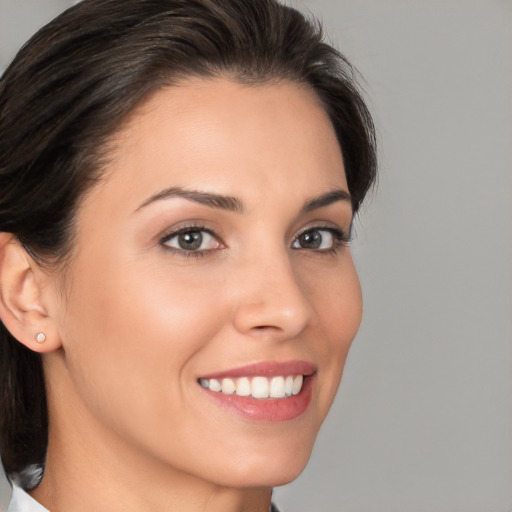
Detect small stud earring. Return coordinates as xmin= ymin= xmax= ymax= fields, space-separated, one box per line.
xmin=35 ymin=332 xmax=46 ymax=344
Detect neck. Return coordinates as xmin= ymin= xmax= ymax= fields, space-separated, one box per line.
xmin=31 ymin=436 xmax=272 ymax=512
xmin=31 ymin=358 xmax=273 ymax=512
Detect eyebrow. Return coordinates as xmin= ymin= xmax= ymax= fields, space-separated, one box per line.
xmin=135 ymin=186 xmax=351 ymax=214
xmin=301 ymin=189 xmax=352 ymax=213
xmin=135 ymin=187 xmax=244 ymax=213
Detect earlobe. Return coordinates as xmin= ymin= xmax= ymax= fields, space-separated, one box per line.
xmin=0 ymin=233 xmax=61 ymax=353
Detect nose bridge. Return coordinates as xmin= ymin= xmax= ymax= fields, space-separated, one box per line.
xmin=231 ymin=244 xmax=313 ymax=338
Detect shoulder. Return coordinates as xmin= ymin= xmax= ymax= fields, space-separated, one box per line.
xmin=6 ymin=484 xmax=48 ymax=512
xmin=0 ymin=463 xmax=47 ymax=512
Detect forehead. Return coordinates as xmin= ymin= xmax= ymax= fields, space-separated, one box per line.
xmin=87 ymin=78 xmax=347 ymax=211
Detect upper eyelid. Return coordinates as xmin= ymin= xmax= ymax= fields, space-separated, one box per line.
xmin=159 ymin=223 xmax=221 ymax=242
xmin=294 ymin=226 xmax=350 ymax=242
xmin=161 ymin=225 xmax=214 ymax=238
xmin=294 ymin=222 xmax=350 ymax=238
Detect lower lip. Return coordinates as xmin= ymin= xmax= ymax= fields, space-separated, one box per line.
xmin=200 ymin=375 xmax=315 ymax=422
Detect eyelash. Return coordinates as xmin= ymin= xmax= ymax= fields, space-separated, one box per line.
xmin=159 ymin=223 xmax=219 ymax=258
xmin=293 ymin=226 xmax=352 ymax=255
xmin=159 ymin=224 xmax=352 ymax=258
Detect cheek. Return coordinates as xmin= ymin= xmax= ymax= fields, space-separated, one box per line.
xmin=303 ymin=256 xmax=362 ymax=410
xmin=326 ymin=265 xmax=362 ymax=356
xmin=58 ymin=255 xmax=228 ymax=429
xmin=304 ymin=253 xmax=362 ymax=343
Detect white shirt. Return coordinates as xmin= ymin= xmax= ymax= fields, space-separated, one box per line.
xmin=6 ymin=485 xmax=48 ymax=512
xmin=0 ymin=464 xmax=47 ymax=512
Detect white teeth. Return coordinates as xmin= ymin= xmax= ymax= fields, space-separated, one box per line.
xmin=269 ymin=376 xmax=285 ymax=398
xmin=209 ymin=378 xmax=222 ymax=392
xmin=292 ymin=375 xmax=303 ymax=396
xmin=200 ymin=375 xmax=305 ymax=399
xmin=252 ymin=377 xmax=270 ymax=398
xmin=285 ymin=376 xmax=294 ymax=396
xmin=221 ymin=378 xmax=236 ymax=394
xmin=236 ymin=377 xmax=251 ymax=396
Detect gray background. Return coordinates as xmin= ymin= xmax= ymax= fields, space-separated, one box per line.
xmin=1 ymin=1 xmax=511 ymax=511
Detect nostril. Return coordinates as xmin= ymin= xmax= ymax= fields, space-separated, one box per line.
xmin=252 ymin=325 xmax=284 ymax=333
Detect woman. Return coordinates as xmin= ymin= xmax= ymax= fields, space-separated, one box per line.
xmin=0 ymin=0 xmax=376 ymax=510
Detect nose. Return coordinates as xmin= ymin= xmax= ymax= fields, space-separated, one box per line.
xmin=231 ymin=250 xmax=314 ymax=340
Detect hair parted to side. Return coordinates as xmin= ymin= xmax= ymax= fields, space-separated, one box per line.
xmin=0 ymin=0 xmax=376 ymax=480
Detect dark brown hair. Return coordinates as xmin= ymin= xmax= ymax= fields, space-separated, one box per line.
xmin=0 ymin=0 xmax=376 ymax=481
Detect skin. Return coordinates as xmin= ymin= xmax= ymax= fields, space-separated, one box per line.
xmin=5 ymin=78 xmax=362 ymax=511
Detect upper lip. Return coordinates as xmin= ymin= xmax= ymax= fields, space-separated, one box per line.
xmin=199 ymin=360 xmax=317 ymax=380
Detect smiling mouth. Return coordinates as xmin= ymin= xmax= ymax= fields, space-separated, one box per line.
xmin=199 ymin=375 xmax=305 ymax=399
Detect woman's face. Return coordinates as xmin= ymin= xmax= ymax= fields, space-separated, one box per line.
xmin=46 ymin=78 xmax=362 ymax=488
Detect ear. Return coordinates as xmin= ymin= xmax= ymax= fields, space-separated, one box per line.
xmin=0 ymin=233 xmax=62 ymax=353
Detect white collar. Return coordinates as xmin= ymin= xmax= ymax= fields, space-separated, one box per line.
xmin=6 ymin=484 xmax=48 ymax=512
xmin=0 ymin=464 xmax=47 ymax=512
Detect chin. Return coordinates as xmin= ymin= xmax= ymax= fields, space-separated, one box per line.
xmin=205 ymin=441 xmax=315 ymax=488
xmin=216 ymin=463 xmax=310 ymax=489
xmin=258 ymin=461 xmax=310 ymax=488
